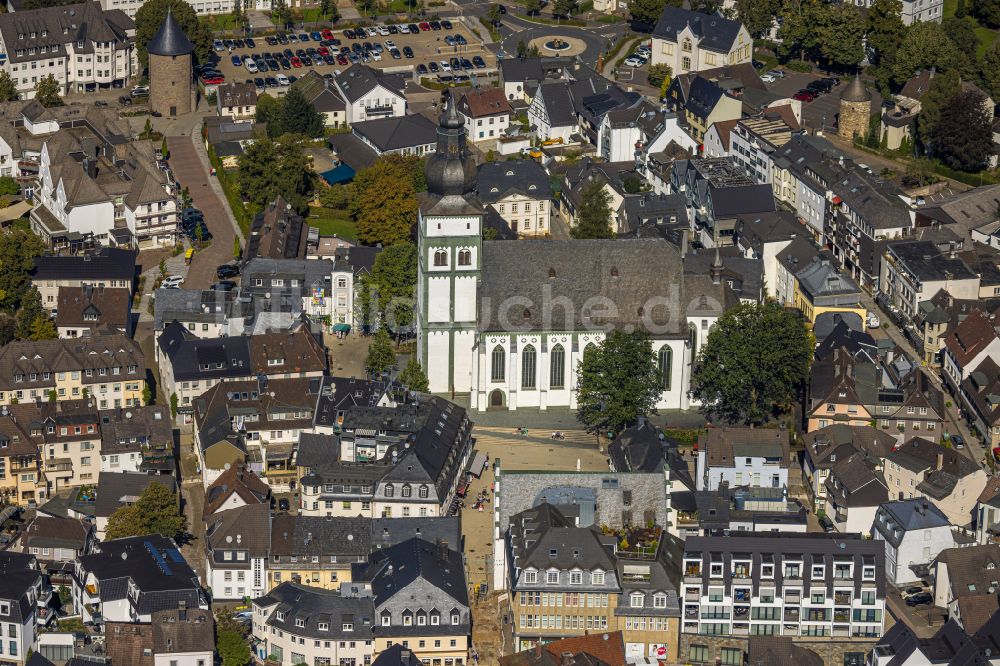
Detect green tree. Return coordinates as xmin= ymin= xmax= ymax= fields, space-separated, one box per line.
xmin=982 ymin=39 xmax=1000 ymax=101
xmin=969 ymin=0 xmax=1000 ymax=27
xmin=629 ymin=0 xmax=678 ymax=26
xmin=815 ymin=2 xmax=865 ymax=69
xmin=15 ymin=288 xmax=45 ymax=341
xmin=866 ymin=0 xmax=905 ymax=89
xmin=105 ymin=482 xmax=187 ymax=541
xmin=364 ymin=329 xmax=396 ymax=376
xmin=33 ymin=75 xmax=62 ymax=108
xmin=0 ymin=229 xmax=45 ymax=315
xmin=516 ymin=39 xmax=528 ymax=58
xmin=0 ymin=71 xmax=19 ymax=103
xmin=237 ymin=135 xmax=313 ymax=210
xmin=135 ymin=0 xmax=212 ymax=69
xmin=170 ymin=392 xmax=179 ymax=418
xmin=0 ymin=177 xmax=19 ymax=197
xmin=778 ymin=0 xmax=824 ymax=61
xmin=231 ymin=0 xmax=243 ymax=27
xmin=398 ymin=356 xmax=429 ymax=392
xmin=524 ymin=0 xmax=542 ymax=13
xmin=575 ymin=330 xmax=661 ymax=436
xmin=255 ymin=93 xmax=283 ymax=135
xmin=271 ymin=0 xmax=292 ymax=26
xmin=553 ymin=0 xmax=577 ymax=16
xmin=571 ymin=179 xmax=613 ymax=239
xmin=279 ymin=87 xmax=324 ymax=138
xmin=369 ymin=242 xmax=417 ymax=335
xmin=350 ymin=156 xmax=418 ymax=246
xmin=488 ymin=2 xmax=502 ymax=24
xmin=48 ymin=389 xmax=57 ymax=403
xmin=893 ymin=21 xmax=960 ymax=85
xmin=902 ymin=157 xmax=938 ymax=187
xmin=142 ymin=384 xmax=153 ymax=405
xmin=916 ymin=68 xmax=961 ymax=148
xmin=318 ymin=184 xmax=352 ymax=210
xmin=931 ymin=86 xmax=994 ymax=172
xmin=233 ymin=236 xmax=242 ymax=260
xmin=943 ymin=16 xmax=980 ymax=63
xmin=218 ymin=629 xmax=251 ymax=666
xmin=734 ymin=0 xmax=781 ymax=37
xmin=29 ymin=315 xmax=57 ymax=341
xmin=646 ymin=64 xmax=672 ymax=88
xmin=690 ymin=301 xmax=812 ymax=425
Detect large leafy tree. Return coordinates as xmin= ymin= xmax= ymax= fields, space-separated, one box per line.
xmin=571 ymin=179 xmax=613 ymax=239
xmin=0 ymin=228 xmax=45 ymax=315
xmin=350 ymin=156 xmax=419 ymax=246
xmin=552 ymin=0 xmax=577 ymax=16
xmin=690 ymin=301 xmax=812 ymax=425
xmin=368 ymin=242 xmax=417 ymax=335
xmin=236 ymin=135 xmax=313 ymax=211
xmin=279 ymin=87 xmax=324 ymax=137
xmin=576 ymin=330 xmax=662 ymax=436
xmin=866 ymin=0 xmax=905 ymax=89
xmin=0 ymin=72 xmax=19 ymax=103
xmin=34 ymin=75 xmax=62 ymax=108
xmin=916 ymin=69 xmax=961 ymax=148
xmin=815 ymin=3 xmax=866 ymax=70
xmin=969 ymin=0 xmax=1000 ymax=27
xmin=364 ymin=328 xmax=396 ymax=376
xmin=105 ymin=482 xmax=187 ymax=541
xmin=216 ymin=609 xmax=250 ymax=666
xmin=982 ymin=39 xmax=1000 ymax=101
xmin=931 ymin=87 xmax=994 ymax=172
xmin=629 ymin=0 xmax=679 ymax=27
xmin=135 ymin=0 xmax=212 ymax=69
xmin=398 ymin=357 xmax=429 ymax=392
xmin=735 ymin=0 xmax=781 ymax=37
xmin=892 ymin=21 xmax=960 ymax=85
xmin=778 ymin=0 xmax=824 ymax=61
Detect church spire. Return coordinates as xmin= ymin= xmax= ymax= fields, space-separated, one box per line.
xmin=424 ymin=91 xmax=477 ymax=197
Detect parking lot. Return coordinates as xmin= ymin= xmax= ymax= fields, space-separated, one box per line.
xmin=764 ymin=70 xmax=884 ymax=133
xmin=206 ymin=20 xmax=498 ymax=93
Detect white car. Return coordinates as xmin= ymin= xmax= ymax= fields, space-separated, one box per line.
xmin=378 ymin=26 xmax=390 ymax=35
xmin=276 ymin=74 xmax=290 ymax=86
xmin=161 ymin=275 xmax=184 ymax=289
xmin=761 ymin=73 xmax=777 ymax=83
xmin=366 ymin=26 xmax=379 ymax=36
xmin=245 ymin=59 xmax=259 ymax=73
xmin=624 ymin=56 xmax=645 ymax=67
xmin=398 ymin=24 xmax=410 ymax=33
xmin=371 ymin=51 xmax=382 ymax=61
xmin=440 ymin=60 xmax=451 ymax=71
xmin=384 ymin=40 xmax=396 ymax=48
xmin=636 ymin=44 xmax=651 ymax=55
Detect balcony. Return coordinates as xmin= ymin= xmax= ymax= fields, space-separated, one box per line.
xmin=43 ymin=458 xmax=73 ymax=473
xmin=684 ymin=605 xmax=699 ymax=619
xmin=732 ymin=623 xmax=749 ymax=636
xmin=834 ymin=592 xmax=852 ymax=605
xmin=363 ymin=105 xmax=395 ymax=118
xmin=834 ymin=610 xmax=851 ymax=622
xmin=784 ymin=608 xmax=800 ymax=622
xmin=684 ymin=590 xmax=700 ymax=602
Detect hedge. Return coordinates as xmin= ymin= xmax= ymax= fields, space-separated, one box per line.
xmin=206 ymin=143 xmax=253 ymax=236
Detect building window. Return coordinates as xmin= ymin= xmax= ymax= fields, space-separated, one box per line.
xmin=592 ymin=570 xmax=604 ymax=585
xmin=433 ymin=250 xmax=447 ymax=267
xmin=630 ymin=592 xmax=644 ymax=608
xmin=682 ymin=38 xmax=692 ymax=52
xmin=720 ymin=648 xmax=741 ymax=666
xmin=523 ymin=571 xmax=537 ymax=584
xmin=491 ymin=345 xmax=506 ymax=382
xmin=521 ymin=345 xmax=536 ymax=389
xmin=658 ymin=347 xmax=672 ymax=391
xmin=688 ymin=645 xmax=708 ymax=664
xmin=550 ymin=344 xmax=565 ymax=389
xmin=682 ymin=56 xmax=691 ymax=70
xmin=546 ymin=571 xmax=558 ymax=584
xmin=458 ymin=249 xmax=471 ymax=266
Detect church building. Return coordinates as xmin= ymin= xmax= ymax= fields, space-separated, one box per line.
xmin=416 ymin=95 xmax=738 ymax=412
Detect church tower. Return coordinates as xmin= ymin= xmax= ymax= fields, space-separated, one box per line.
xmin=416 ymin=93 xmax=484 ymax=394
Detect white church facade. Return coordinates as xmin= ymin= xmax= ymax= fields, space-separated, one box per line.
xmin=416 ymin=95 xmax=735 ymax=412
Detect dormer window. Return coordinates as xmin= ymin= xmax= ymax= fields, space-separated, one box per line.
xmin=592 ymin=571 xmax=605 ymax=585
xmin=523 ymin=570 xmax=537 ymax=584
xmin=546 ymin=570 xmax=558 ymax=584
xmin=318 ymin=622 xmax=329 ymax=631
xmin=343 ymin=621 xmax=353 ymax=631
xmin=381 ymin=613 xmax=391 ymax=626
xmin=295 ymin=618 xmax=304 ymax=628
xmin=630 ymin=592 xmax=644 ymax=608
xmin=276 ymin=611 xmax=285 ymax=621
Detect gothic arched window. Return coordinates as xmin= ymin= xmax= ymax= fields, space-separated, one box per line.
xmin=433 ymin=250 xmax=447 ymax=266
xmin=491 ymin=345 xmax=506 ymax=382
xmin=522 ymin=345 xmax=537 ymax=389
xmin=458 ymin=249 xmax=472 ymax=266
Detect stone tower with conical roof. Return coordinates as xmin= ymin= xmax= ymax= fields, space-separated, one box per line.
xmin=147 ymin=8 xmax=194 ymax=117
xmin=838 ymin=73 xmax=872 ymax=141
xmin=416 ymin=92 xmax=485 ymax=394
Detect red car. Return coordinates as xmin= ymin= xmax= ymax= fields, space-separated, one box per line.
xmin=321 ymin=28 xmax=334 ymax=40
xmin=318 ymin=46 xmax=329 ymax=56
xmin=336 ymin=54 xmax=348 ymax=65
xmin=419 ymin=21 xmax=431 ymax=30
xmin=793 ymin=90 xmax=816 ymax=102
xmin=202 ymin=75 xmax=224 ymax=85
xmin=290 ymin=57 xmax=303 ymax=68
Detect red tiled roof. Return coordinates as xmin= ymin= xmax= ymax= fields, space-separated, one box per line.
xmin=459 ymin=87 xmax=513 ymax=118
xmin=945 ymin=310 xmax=1000 ymax=368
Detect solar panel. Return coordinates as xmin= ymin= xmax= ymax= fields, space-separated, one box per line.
xmin=144 ymin=540 xmax=173 ymax=577
xmin=165 ymin=548 xmax=185 ymax=564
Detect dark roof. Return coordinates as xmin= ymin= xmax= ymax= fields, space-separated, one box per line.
xmin=369 ymin=517 xmax=461 ymax=553
xmin=700 ymin=427 xmax=789 ymax=468
xmin=500 ymin=632 xmax=625 ymax=666
xmin=499 ymin=57 xmax=544 ymax=84
xmin=20 ymin=515 xmax=89 ymax=553
xmin=873 ymin=499 xmax=950 ymax=549
xmin=156 ymin=322 xmax=252 ymax=382
xmin=0 ymin=552 xmax=42 ymax=624
xmin=296 ymin=433 xmax=339 ymax=469
xmin=151 ymin=608 xmax=214 ymax=654
xmin=824 ymin=452 xmax=888 ymax=508
xmin=652 ymin=6 xmax=745 ymax=53
xmin=204 ymin=463 xmax=270 ymax=517
xmin=146 ymin=9 xmax=194 ymax=57
xmin=328 ymin=132 xmax=378 ymax=171
xmin=476 ymin=160 xmax=551 ymax=204
xmin=372 ymin=644 xmax=425 ymax=666
xmin=33 ymin=248 xmax=136 ymax=282
xmin=254 ymin=582 xmax=375 ymax=640
xmin=747 ymin=636 xmax=823 ymax=666
xmin=362 ymin=537 xmax=469 ymax=609
xmin=55 ymin=285 xmax=130 ymax=330
xmin=509 ymin=503 xmax=614 ymax=571
xmin=334 ymin=64 xmax=405 ymax=103
xmin=94 ymin=472 xmax=177 ymax=519
xmin=886 ymin=437 xmax=981 ymax=498
xmin=608 ymin=421 xmax=668 ymax=473
xmin=352 ymin=114 xmax=437 ymax=153
xmin=537 ymin=82 xmax=576 ymax=127
xmin=205 ymin=503 xmax=271 ymax=558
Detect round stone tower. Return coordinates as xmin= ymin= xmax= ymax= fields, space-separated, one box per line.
xmin=147 ymin=8 xmax=194 ymax=118
xmin=838 ymin=73 xmax=872 ymax=142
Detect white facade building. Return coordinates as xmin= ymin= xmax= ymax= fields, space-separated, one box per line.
xmin=872 ymin=499 xmax=956 ymax=586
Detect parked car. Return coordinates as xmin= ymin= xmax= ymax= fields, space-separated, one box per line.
xmin=276 ymin=74 xmax=290 ymax=86
xmin=245 ymin=59 xmax=258 ymax=73
xmin=441 ymin=19 xmax=453 ymax=29
xmin=216 ymin=264 xmax=241 ymax=279
xmin=905 ymin=592 xmax=933 ymax=607
xmin=429 ymin=61 xmax=440 ymax=72
xmin=417 ymin=63 xmax=428 ymax=75
xmin=246 ymin=38 xmax=256 ymax=48
xmin=902 ymin=586 xmax=925 ymax=600
xmin=212 ymin=280 xmax=238 ymax=291
xmin=419 ymin=21 xmax=431 ymax=30
xmin=761 ymin=73 xmax=777 ymax=83
xmin=472 ymin=56 xmax=486 ymax=68
xmin=130 ymin=85 xmax=149 ymax=97
xmin=231 ymin=55 xmax=242 ymax=66
xmin=951 ymin=434 xmax=966 ymax=449
xmin=161 ymin=275 xmax=185 ymax=289
xmin=818 ymin=516 xmax=835 ymax=533
xmin=793 ymin=90 xmax=816 ymax=102
xmin=278 ymin=498 xmax=290 ymax=511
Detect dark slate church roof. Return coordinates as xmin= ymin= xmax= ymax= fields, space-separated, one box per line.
xmin=146 ymin=9 xmax=193 ymax=57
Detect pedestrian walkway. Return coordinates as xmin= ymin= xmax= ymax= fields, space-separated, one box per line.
xmin=136 ymin=251 xmax=189 ymax=323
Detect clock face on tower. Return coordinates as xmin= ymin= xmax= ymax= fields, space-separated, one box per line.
xmin=448 ymin=143 xmax=459 ymax=157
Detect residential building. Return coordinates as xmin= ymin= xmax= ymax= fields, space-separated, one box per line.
xmin=0 ymin=553 xmax=48 ymax=662
xmin=241 ymin=258 xmax=338 ymax=323
xmin=244 ymin=196 xmax=308 ymax=263
xmin=676 ymin=76 xmax=742 ymax=143
xmin=728 ymin=114 xmax=798 ymax=185
xmin=869 ymin=616 xmax=1000 ymax=665
xmin=73 ymin=534 xmax=205 ymax=624
xmin=351 ymin=114 xmax=438 ymax=159
xmin=499 ymin=632 xmax=627 ymax=666
xmin=152 ymin=288 xmax=235 ymax=339
xmin=880 ymin=240 xmax=980 ymax=320
xmin=457 ymin=88 xmax=512 ymax=143
xmin=848 ymin=0 xmax=943 ymax=25
xmin=15 ymin=515 xmax=91 ymax=569
xmin=527 ymin=81 xmax=576 ymax=142
xmin=98 ymin=404 xmax=173 ymax=474
xmin=650 ymin=7 xmax=752 ymax=75
xmin=105 ymin=608 xmax=214 ymax=666
xmin=54 ymin=285 xmax=130 ymax=338
xmin=942 ymin=309 xmax=1000 ymax=398
xmin=872 ymin=499 xmax=956 ymax=586
xmin=267 ymin=514 xmax=370 ymax=590
xmin=92 ymin=471 xmax=177 ymax=539
xmin=204 ymin=503 xmax=270 ymax=602
xmin=0 ymin=3 xmax=137 ymax=99
xmin=911 ymin=290 xmax=1000 ymax=366
xmin=823 ymin=452 xmax=888 ymax=533
xmin=0 ymin=415 xmax=44 ymax=507
xmin=768 ymin=134 xmax=841 ymax=241
xmin=475 ymin=160 xmax=551 ymax=238
xmin=505 ymin=503 xmax=680 ymax=661
xmin=802 ymin=425 xmax=895 ymax=508
xmin=498 ymin=57 xmax=544 ymax=102
xmin=32 ymin=248 xmax=136 ymax=313
xmin=934 ymin=545 xmax=1000 ymax=628
xmin=793 ymin=257 xmax=865 ymax=325
xmin=884 ymin=437 xmax=988 ymax=527
xmin=252 ymin=582 xmax=375 ymax=666
xmin=203 ymin=463 xmax=270 ymax=518
xmin=975 ymin=477 xmax=1000 ymax=545
xmin=0 ymin=334 xmax=145 ymax=407
xmin=733 ymin=210 xmax=806 ymax=301
xmin=10 ymin=399 xmax=102 ymax=494
xmin=695 ymin=427 xmax=790 ymax=492
xmin=692 ymin=485 xmax=809 ymax=536
xmin=916 ymin=180 xmax=1000 ymax=239
xmin=962 ymin=357 xmax=1000 ymax=450
xmin=679 ymin=534 xmax=886 ymax=664
xmin=330 ymin=245 xmax=381 ymax=331
xmin=291 ymin=71 xmax=347 ymax=128
xmin=216 ymin=81 xmax=257 ymax=120
xmin=616 ymin=192 xmax=687 ymax=239
xmin=332 ymin=65 xmax=406 ymax=125
xmin=599 ymin=101 xmax=696 ymax=165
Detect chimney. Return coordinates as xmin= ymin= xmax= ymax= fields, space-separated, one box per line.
xmin=936 ymin=452 xmax=944 ymax=471
xmin=535 ymin=643 xmax=542 ymax=658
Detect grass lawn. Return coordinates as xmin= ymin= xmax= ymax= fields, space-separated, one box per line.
xmin=943 ymin=0 xmax=957 ymax=18
xmin=200 ymin=14 xmax=239 ymax=31
xmin=307 ymin=207 xmax=357 ymax=240
xmin=941 ymin=0 xmax=998 ymax=56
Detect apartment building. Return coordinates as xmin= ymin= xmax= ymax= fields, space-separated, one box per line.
xmin=204 ymin=503 xmax=270 ymax=602
xmin=97 ymin=404 xmax=173 ymax=474
xmin=0 ymin=334 xmax=145 ymax=408
xmin=457 ymin=87 xmax=512 ymax=143
xmin=32 ymin=248 xmax=136 ymax=313
xmin=0 ymin=2 xmax=137 ymax=99
xmin=54 ymin=285 xmax=130 ymax=338
xmin=695 ymin=427 xmax=790 ymax=492
xmin=0 ymin=552 xmax=49 ymax=663
xmin=506 ymin=503 xmax=681 ymax=662
xmin=10 ymin=399 xmax=102 ymax=493
xmin=241 ymin=258 xmax=339 ymax=323
xmin=650 ymin=7 xmax=752 ymax=75
xmin=474 ymin=160 xmax=552 ymax=238
xmin=331 ymin=65 xmax=406 ymax=126
xmin=801 ymin=425 xmax=895 ymax=508
xmin=872 ymin=499 xmax=956 ymax=586
xmin=728 ymin=115 xmax=797 ymax=185
xmin=880 ymin=240 xmax=980 ymax=320
xmin=679 ymin=534 xmax=886 ymax=665
xmin=267 ymin=514 xmax=370 ymax=591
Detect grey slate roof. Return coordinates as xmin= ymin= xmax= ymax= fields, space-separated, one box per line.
xmin=146 ymin=9 xmax=193 ymax=56
xmin=608 ymin=421 xmax=669 ymax=473
xmin=873 ymin=499 xmax=949 ymax=548
xmin=0 ymin=552 xmax=41 ymax=625
xmin=255 ymin=582 xmax=375 ymax=640
xmin=153 ymin=288 xmax=234 ymax=330
xmin=370 ymin=517 xmax=461 ymax=553
xmin=334 ymin=64 xmax=405 ymax=103
xmin=652 ymin=6 xmax=744 ymax=52
xmin=156 ymin=321 xmax=251 ymax=382
xmin=499 ymin=57 xmax=544 ymax=84
xmin=510 ymin=503 xmax=615 ymax=573
xmin=362 ymin=537 xmax=470 ymax=614
xmin=352 ymin=114 xmax=437 ymax=153
xmin=476 ymin=160 xmax=551 ymax=204
xmin=94 ymin=472 xmax=177 ymax=519
xmin=205 ymin=503 xmax=271 ymax=558
xmin=537 ymin=82 xmax=576 ymax=127
xmin=33 ymin=248 xmax=136 ymax=282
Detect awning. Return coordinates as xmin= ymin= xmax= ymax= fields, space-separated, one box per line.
xmin=333 ymin=323 xmax=351 ymax=332
xmin=469 ymin=451 xmax=488 ymax=478
xmin=320 ymin=164 xmax=356 ymax=185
